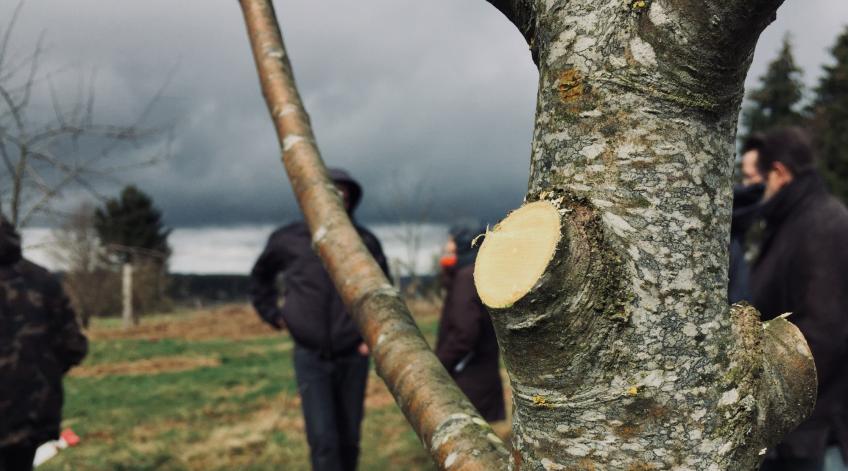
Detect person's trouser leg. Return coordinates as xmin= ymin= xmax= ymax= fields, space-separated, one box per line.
xmin=0 ymin=444 xmax=37 ymax=471
xmin=332 ymin=353 xmax=369 ymax=471
xmin=294 ymin=347 xmax=343 ymax=471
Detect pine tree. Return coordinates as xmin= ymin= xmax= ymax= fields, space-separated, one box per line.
xmin=95 ymin=185 xmax=171 ymax=325
xmin=810 ymin=26 xmax=848 ymax=203
xmin=94 ymin=185 xmax=171 ymax=261
xmin=741 ymin=35 xmax=805 ymax=142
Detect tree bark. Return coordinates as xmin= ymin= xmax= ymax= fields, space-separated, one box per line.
xmin=474 ymin=0 xmax=817 ymax=469
xmin=237 ymin=2 xmax=508 ymax=470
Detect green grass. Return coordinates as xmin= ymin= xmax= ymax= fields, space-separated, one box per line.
xmin=41 ymin=307 xmax=440 ymax=471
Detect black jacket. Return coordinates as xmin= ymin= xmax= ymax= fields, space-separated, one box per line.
xmin=250 ymin=221 xmax=388 ymax=356
xmin=728 ymin=184 xmax=763 ymax=304
xmin=435 ymin=225 xmax=505 ymax=424
xmin=0 ymin=220 xmax=88 ymax=447
xmin=750 ymin=172 xmax=848 ymax=460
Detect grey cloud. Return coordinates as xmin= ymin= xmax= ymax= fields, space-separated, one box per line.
xmin=4 ymin=0 xmax=845 ymax=227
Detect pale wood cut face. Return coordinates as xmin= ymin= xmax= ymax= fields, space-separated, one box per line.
xmin=474 ymin=200 xmax=561 ymax=309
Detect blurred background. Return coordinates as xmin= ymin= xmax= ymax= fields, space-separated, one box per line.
xmin=1 ymin=0 xmax=846 ymax=469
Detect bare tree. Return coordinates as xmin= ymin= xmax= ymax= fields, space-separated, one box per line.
xmin=0 ymin=0 xmax=169 ymax=228
xmin=239 ymin=1 xmax=816 ymax=470
xmin=46 ymin=202 xmax=119 ymax=326
xmin=378 ymin=171 xmax=436 ymax=295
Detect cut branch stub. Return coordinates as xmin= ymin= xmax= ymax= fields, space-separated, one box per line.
xmin=758 ymin=313 xmax=818 ymax=449
xmin=475 ymin=200 xmax=561 ymax=309
xmin=726 ymin=304 xmax=817 ymax=468
xmin=474 ymin=194 xmax=629 ymax=390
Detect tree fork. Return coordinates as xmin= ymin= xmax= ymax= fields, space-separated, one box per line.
xmin=237 ymin=1 xmax=508 ymax=469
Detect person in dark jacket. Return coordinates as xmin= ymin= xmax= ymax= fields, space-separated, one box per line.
xmin=0 ymin=217 xmax=88 ymax=471
xmin=250 ymin=168 xmax=388 ymax=471
xmin=729 ymin=135 xmax=766 ymax=304
xmin=434 ymin=224 xmax=505 ymax=422
xmin=749 ymin=128 xmax=848 ymax=471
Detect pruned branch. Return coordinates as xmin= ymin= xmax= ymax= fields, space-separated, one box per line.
xmin=238 ymin=1 xmax=509 ymax=470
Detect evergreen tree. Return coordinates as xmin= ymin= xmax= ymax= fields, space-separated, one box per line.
xmin=741 ymin=35 xmax=805 ymax=141
xmin=95 ymin=185 xmax=171 ymax=261
xmin=809 ymin=26 xmax=848 ymax=203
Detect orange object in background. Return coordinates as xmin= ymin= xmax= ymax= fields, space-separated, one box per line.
xmin=60 ymin=429 xmax=80 ymax=447
xmin=439 ymin=254 xmax=457 ymax=268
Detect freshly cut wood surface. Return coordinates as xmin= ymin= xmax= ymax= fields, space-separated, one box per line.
xmin=475 ymin=200 xmax=560 ymax=308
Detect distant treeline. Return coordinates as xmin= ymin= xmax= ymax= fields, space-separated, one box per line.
xmin=168 ymin=273 xmax=251 ymax=304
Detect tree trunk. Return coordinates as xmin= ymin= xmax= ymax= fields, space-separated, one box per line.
xmin=473 ymin=0 xmax=817 ymax=469
xmin=239 ymin=0 xmax=818 ymax=469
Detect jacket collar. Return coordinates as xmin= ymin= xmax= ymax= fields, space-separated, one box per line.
xmin=731 ymin=183 xmax=764 ymax=237
xmin=761 ymin=171 xmax=828 ymax=230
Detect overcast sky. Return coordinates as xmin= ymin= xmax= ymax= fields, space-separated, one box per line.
xmin=4 ymin=0 xmax=847 ymax=228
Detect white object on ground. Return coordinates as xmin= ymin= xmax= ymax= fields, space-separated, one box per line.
xmin=33 ymin=429 xmax=80 ymax=467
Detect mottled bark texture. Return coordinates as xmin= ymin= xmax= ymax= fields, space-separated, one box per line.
xmin=237 ymin=2 xmax=508 ymax=470
xmin=476 ymin=0 xmax=817 ymax=469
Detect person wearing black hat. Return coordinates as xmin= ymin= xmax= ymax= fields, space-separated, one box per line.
xmin=434 ymin=224 xmax=505 ymax=422
xmin=0 ymin=217 xmax=88 ymax=471
xmin=249 ymin=169 xmax=388 ymax=471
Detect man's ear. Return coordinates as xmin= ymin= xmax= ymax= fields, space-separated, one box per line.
xmin=772 ymin=161 xmax=794 ymax=183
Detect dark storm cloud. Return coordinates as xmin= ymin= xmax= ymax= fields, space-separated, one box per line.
xmin=4 ymin=0 xmax=846 ymax=227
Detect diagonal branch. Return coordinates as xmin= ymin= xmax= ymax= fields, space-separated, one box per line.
xmin=238 ymin=1 xmax=509 ymax=470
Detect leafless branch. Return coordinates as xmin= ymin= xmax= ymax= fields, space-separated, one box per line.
xmin=0 ymin=1 xmax=170 ymax=226
xmin=0 ymin=0 xmax=25 ymax=73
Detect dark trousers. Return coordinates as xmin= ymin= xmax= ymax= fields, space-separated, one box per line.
xmin=293 ymin=346 xmax=369 ymax=471
xmin=0 ymin=445 xmax=36 ymax=471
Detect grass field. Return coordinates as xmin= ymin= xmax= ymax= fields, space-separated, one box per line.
xmin=42 ymin=301 xmax=453 ymax=471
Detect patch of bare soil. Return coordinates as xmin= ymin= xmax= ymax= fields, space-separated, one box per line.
xmin=70 ymin=356 xmax=221 ymax=378
xmin=89 ymin=304 xmax=277 ymax=341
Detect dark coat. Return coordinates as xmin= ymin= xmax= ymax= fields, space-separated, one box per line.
xmin=750 ymin=172 xmax=848 ymax=461
xmin=435 ymin=265 xmax=505 ymax=422
xmin=249 ymin=170 xmax=388 ymax=358
xmin=250 ymin=222 xmax=388 ymax=357
xmin=0 ymin=221 xmax=88 ymax=448
xmin=728 ymin=183 xmax=763 ymax=304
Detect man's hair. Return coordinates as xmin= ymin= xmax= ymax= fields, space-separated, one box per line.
xmin=741 ymin=134 xmax=765 ymax=155
xmin=756 ymin=127 xmax=816 ymax=176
